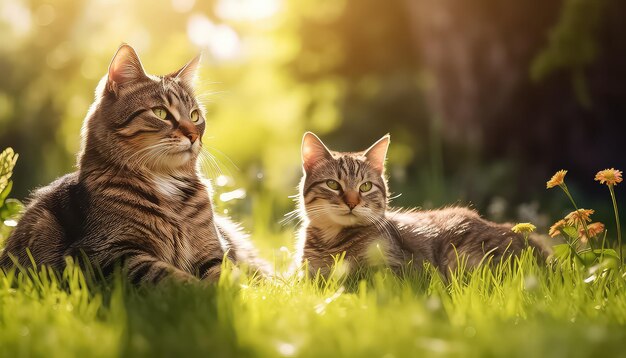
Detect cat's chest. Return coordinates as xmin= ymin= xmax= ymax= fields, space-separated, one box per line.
xmin=151 ymin=174 xmax=193 ymax=200
xmin=304 ymin=225 xmax=405 ymax=272
xmin=148 ymin=175 xmax=217 ymax=240
xmin=307 ymin=227 xmax=390 ymax=258
xmin=151 ymin=196 xmax=217 ymax=268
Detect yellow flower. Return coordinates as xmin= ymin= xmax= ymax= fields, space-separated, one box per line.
xmin=512 ymin=223 xmax=537 ymax=234
xmin=595 ymin=168 xmax=623 ymax=186
xmin=565 ymin=209 xmax=594 ymax=227
xmin=549 ymin=219 xmax=567 ymax=238
xmin=547 ymin=170 xmax=567 ymax=189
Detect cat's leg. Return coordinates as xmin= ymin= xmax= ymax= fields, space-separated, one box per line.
xmin=1 ymin=208 xmax=67 ymax=270
xmin=121 ymin=253 xmax=198 ymax=284
xmin=196 ymin=256 xmax=223 ymax=282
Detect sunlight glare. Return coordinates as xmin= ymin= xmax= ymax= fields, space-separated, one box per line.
xmin=4 ymin=219 xmax=17 ymax=227
xmin=216 ymin=0 xmax=281 ymax=22
xmin=187 ymin=14 xmax=214 ymax=47
xmin=171 ymin=0 xmax=195 ymax=13
xmin=276 ymin=341 xmax=297 ymax=357
xmin=219 ymin=188 xmax=246 ymax=202
xmin=1 ymin=0 xmax=32 ymax=36
xmin=187 ymin=14 xmax=241 ymax=61
xmin=215 ymin=175 xmax=230 ymax=186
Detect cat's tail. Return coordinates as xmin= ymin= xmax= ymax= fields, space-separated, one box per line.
xmin=214 ymin=214 xmax=274 ymax=278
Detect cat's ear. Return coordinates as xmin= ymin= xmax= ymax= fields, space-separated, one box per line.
xmin=302 ymin=132 xmax=333 ymax=173
xmin=169 ymin=54 xmax=201 ymax=87
xmin=107 ymin=44 xmax=147 ymax=92
xmin=363 ymin=134 xmax=390 ymax=174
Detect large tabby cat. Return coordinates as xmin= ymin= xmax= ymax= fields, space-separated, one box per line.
xmin=295 ymin=132 xmax=548 ymax=276
xmin=0 ymin=44 xmax=264 ymax=283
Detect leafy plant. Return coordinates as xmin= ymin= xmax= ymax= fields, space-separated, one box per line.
xmin=546 ymin=168 xmax=623 ymax=269
xmin=0 ymin=148 xmax=23 ymax=245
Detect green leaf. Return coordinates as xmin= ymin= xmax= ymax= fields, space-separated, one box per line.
xmin=593 ymin=248 xmax=620 ymax=260
xmin=0 ymin=179 xmax=12 ymax=207
xmin=552 ymin=244 xmax=571 ymax=260
xmin=0 ymin=198 xmax=24 ymax=220
xmin=578 ymin=250 xmax=597 ymax=266
xmin=562 ymin=226 xmax=579 ymax=240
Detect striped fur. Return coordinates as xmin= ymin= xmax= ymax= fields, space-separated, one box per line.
xmin=0 ymin=44 xmax=266 ymax=283
xmin=295 ymin=132 xmax=550 ymax=277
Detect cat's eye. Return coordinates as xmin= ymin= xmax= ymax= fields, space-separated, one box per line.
xmin=326 ymin=180 xmax=340 ymax=190
xmin=190 ymin=110 xmax=200 ymax=123
xmin=359 ymin=182 xmax=373 ymax=192
xmin=152 ymin=107 xmax=168 ymax=120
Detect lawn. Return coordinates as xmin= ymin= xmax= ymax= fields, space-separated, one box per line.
xmin=1 ymin=248 xmax=625 ymax=358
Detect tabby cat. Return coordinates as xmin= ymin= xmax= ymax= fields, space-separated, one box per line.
xmin=295 ymin=132 xmax=548 ymax=276
xmin=0 ymin=44 xmax=264 ymax=283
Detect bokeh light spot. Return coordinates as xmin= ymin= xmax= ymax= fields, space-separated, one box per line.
xmin=216 ymin=0 xmax=280 ymax=22
xmin=35 ymin=4 xmax=56 ymax=27
xmin=171 ymin=0 xmax=195 ymax=13
xmin=187 ymin=15 xmax=241 ymax=61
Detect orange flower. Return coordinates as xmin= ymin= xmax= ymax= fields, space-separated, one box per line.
xmin=547 ymin=170 xmax=567 ymax=189
xmin=587 ymin=222 xmax=605 ymax=237
xmin=595 ymin=168 xmax=623 ymax=186
xmin=565 ymin=209 xmax=594 ymax=227
xmin=549 ymin=219 xmax=567 ymax=238
xmin=578 ymin=222 xmax=605 ymax=244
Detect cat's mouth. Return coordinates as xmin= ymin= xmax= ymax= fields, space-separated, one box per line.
xmin=170 ymin=142 xmax=198 ymax=155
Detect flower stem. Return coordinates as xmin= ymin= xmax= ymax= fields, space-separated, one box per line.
xmin=608 ymin=184 xmax=622 ymax=267
xmin=600 ymin=231 xmax=607 ymax=262
xmin=560 ymin=184 xmax=598 ymax=255
xmin=560 ymin=184 xmax=579 ymax=211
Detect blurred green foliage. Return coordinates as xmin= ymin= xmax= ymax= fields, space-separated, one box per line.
xmin=0 ymin=0 xmax=436 ymax=244
xmin=0 ymin=0 xmax=622 ymax=247
xmin=531 ymin=0 xmax=608 ymax=107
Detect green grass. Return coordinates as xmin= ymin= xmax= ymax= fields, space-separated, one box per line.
xmin=1 ymin=249 xmax=626 ymax=358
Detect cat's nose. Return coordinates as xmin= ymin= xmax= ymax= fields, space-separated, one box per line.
xmin=186 ymin=132 xmax=198 ymax=144
xmin=178 ymin=121 xmax=199 ymax=144
xmin=343 ymin=191 xmax=360 ymax=211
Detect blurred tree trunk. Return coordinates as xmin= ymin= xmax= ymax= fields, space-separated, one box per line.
xmin=405 ymin=0 xmax=561 ymax=146
xmin=405 ymin=0 xmax=626 ymax=191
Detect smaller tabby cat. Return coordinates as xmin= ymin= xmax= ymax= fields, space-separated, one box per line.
xmin=295 ymin=132 xmax=548 ymax=276
xmin=0 ymin=44 xmax=265 ymax=283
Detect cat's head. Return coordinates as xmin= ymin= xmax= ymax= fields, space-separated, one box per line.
xmin=299 ymin=132 xmax=390 ymax=228
xmin=80 ymin=44 xmax=205 ymax=173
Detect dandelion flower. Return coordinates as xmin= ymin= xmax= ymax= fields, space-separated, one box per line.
xmin=512 ymin=223 xmax=537 ymax=234
xmin=595 ymin=168 xmax=623 ymax=186
xmin=547 ymin=170 xmax=567 ymax=189
xmin=549 ymin=219 xmax=567 ymax=238
xmin=565 ymin=209 xmax=594 ymax=226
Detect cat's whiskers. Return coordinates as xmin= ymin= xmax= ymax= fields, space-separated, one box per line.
xmin=294 ymin=206 xmax=330 ymax=226
xmin=123 ymin=140 xmax=180 ymax=172
xmin=280 ymin=208 xmax=302 ymax=226
xmin=362 ymin=212 xmax=393 ymax=241
xmin=197 ymin=147 xmax=223 ymax=179
xmin=202 ymin=145 xmax=239 ymax=173
xmin=133 ymin=143 xmax=175 ymax=172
